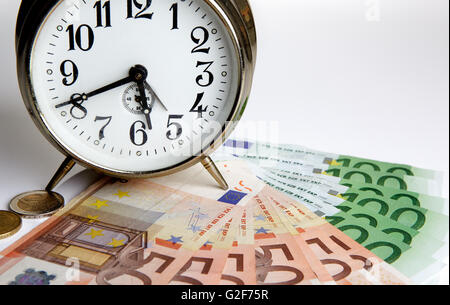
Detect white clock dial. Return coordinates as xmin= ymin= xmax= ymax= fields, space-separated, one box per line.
xmin=30 ymin=0 xmax=240 ymax=173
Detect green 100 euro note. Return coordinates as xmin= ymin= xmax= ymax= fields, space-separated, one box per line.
xmin=254 ymin=168 xmax=448 ymax=283
xmin=225 ymin=152 xmax=441 ymax=196
xmin=258 ymin=168 xmax=449 ymax=247
xmin=220 ymin=140 xmax=444 ymax=184
xmin=264 ymin=167 xmax=448 ymax=216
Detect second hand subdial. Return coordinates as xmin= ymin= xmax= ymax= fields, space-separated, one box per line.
xmin=55 ymin=64 xmax=169 ymax=134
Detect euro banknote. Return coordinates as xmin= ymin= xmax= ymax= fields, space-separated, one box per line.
xmin=252 ymin=165 xmax=448 ymax=282
xmin=219 ymin=208 xmax=257 ymax=285
xmin=226 ymin=153 xmax=441 ymax=196
xmin=262 ymin=188 xmax=410 ymax=284
xmin=251 ymin=192 xmax=321 ymax=285
xmin=337 ymin=180 xmax=449 ymax=216
xmin=0 ymin=176 xmax=244 ymax=285
xmin=170 ymin=217 xmax=237 ymax=285
xmin=212 ymin=153 xmax=449 ymax=255
xmin=260 ymin=169 xmax=448 ymax=249
xmin=221 ymin=140 xmax=444 ymax=184
xmin=258 ymin=167 xmax=449 ymax=243
xmin=153 ymin=162 xmax=337 ymax=285
xmin=218 ymin=141 xmax=447 ymax=283
xmin=0 ymin=160 xmax=411 ymax=285
xmin=256 ymin=166 xmax=448 ymax=216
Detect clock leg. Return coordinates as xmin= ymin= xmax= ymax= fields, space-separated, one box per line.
xmin=201 ymin=156 xmax=229 ymax=190
xmin=9 ymin=157 xmax=75 ymax=219
xmin=45 ymin=157 xmax=76 ymax=192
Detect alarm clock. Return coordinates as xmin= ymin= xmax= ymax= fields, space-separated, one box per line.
xmin=13 ymin=0 xmax=256 ymax=214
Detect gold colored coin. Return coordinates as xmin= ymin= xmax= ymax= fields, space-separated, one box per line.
xmin=0 ymin=211 xmax=22 ymax=240
xmin=10 ymin=191 xmax=64 ymax=219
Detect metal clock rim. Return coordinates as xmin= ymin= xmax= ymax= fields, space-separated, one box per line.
xmin=16 ymin=0 xmax=257 ymax=179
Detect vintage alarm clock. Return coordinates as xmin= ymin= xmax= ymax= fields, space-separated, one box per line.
xmin=12 ymin=0 xmax=256 ymax=215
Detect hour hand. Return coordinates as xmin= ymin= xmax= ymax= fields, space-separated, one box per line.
xmin=136 ymin=80 xmax=153 ymax=130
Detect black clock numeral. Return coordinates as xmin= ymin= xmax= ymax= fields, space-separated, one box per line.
xmin=166 ymin=115 xmax=183 ymax=140
xmin=196 ymin=61 xmax=214 ymax=87
xmin=94 ymin=0 xmax=112 ymax=28
xmin=190 ymin=92 xmax=208 ymax=119
xmin=69 ymin=94 xmax=88 ymax=120
xmin=67 ymin=24 xmax=95 ymax=51
xmin=169 ymin=3 xmax=178 ymax=30
xmin=191 ymin=26 xmax=210 ymax=54
xmin=60 ymin=60 xmax=79 ymax=86
xmin=127 ymin=0 xmax=154 ymax=20
xmin=94 ymin=116 xmax=112 ymax=140
xmin=130 ymin=120 xmax=148 ymax=146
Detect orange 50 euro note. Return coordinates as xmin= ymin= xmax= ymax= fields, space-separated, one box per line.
xmin=0 ymin=176 xmax=242 ymax=285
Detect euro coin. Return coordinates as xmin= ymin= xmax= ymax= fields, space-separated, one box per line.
xmin=10 ymin=191 xmax=64 ymax=219
xmin=0 ymin=211 xmax=22 ymax=240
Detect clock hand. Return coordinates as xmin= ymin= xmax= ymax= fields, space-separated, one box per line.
xmin=55 ymin=76 xmax=133 ymax=109
xmin=136 ymin=79 xmax=153 ymax=130
xmin=144 ymin=81 xmax=168 ymax=112
xmin=54 ymin=65 xmax=146 ymax=109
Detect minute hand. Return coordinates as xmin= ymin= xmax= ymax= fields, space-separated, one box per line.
xmin=55 ymin=75 xmax=133 ymax=109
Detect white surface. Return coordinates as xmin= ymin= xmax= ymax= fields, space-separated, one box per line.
xmin=0 ymin=0 xmax=448 ymax=284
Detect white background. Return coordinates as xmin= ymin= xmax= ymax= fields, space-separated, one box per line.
xmin=0 ymin=0 xmax=448 ymax=283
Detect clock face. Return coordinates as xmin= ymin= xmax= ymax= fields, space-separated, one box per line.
xmin=30 ymin=0 xmax=240 ymax=174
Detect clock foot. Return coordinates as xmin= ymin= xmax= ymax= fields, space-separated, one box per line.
xmin=9 ymin=157 xmax=75 ymax=219
xmin=45 ymin=157 xmax=76 ymax=192
xmin=201 ymin=157 xmax=229 ymax=190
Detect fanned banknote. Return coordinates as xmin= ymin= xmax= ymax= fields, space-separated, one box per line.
xmin=0 ymin=159 xmax=412 ymax=285
xmin=262 ymin=188 xmax=410 ymax=284
xmin=219 ymin=208 xmax=257 ymax=285
xmin=215 ymin=139 xmax=448 ymax=283
xmin=0 ymin=177 xmax=242 ymax=285
xmin=262 ymin=167 xmax=448 ymax=216
xmin=221 ymin=140 xmax=444 ymax=183
xmin=223 ymin=153 xmax=441 ymax=196
xmin=256 ymin=168 xmax=448 ymax=282
xmin=219 ymin=140 xmax=443 ymax=196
